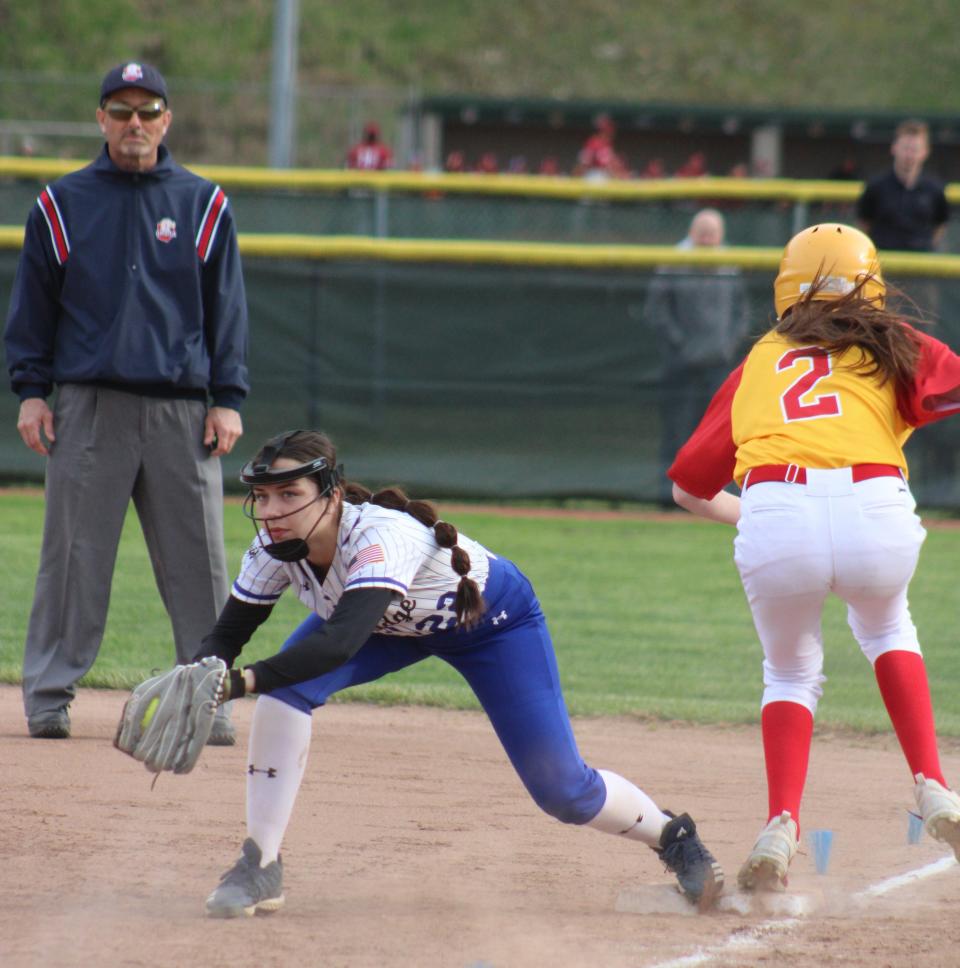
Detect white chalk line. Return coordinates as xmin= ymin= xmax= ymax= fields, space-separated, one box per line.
xmin=646 ymin=854 xmax=957 ymax=968
xmin=853 ymin=854 xmax=956 ymax=899
xmin=647 ymin=918 xmax=801 ymax=968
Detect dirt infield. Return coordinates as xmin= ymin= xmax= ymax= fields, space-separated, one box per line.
xmin=3 ymin=685 xmax=959 ymax=968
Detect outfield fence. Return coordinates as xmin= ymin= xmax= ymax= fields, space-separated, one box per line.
xmin=2 ymin=162 xmax=960 ymax=250
xmin=2 ymin=165 xmax=960 ymax=507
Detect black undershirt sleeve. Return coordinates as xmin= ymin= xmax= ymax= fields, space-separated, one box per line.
xmin=192 ymin=595 xmax=275 ymax=666
xmin=247 ymin=587 xmax=396 ymax=695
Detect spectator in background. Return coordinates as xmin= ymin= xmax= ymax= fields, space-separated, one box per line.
xmin=444 ymin=150 xmax=466 ymax=173
xmin=575 ymin=114 xmax=629 ymax=180
xmin=827 ymin=155 xmax=861 ymax=181
xmin=674 ymin=151 xmax=708 ymax=177
xmin=475 ymin=151 xmax=500 ymax=174
xmin=856 ymin=120 xmax=949 ymax=252
xmin=3 ymin=60 xmax=248 ymax=742
xmin=640 ymin=158 xmax=666 ymax=179
xmin=507 ymin=154 xmax=529 ymax=174
xmin=345 ymin=122 xmax=392 ymax=171
xmin=538 ymin=156 xmax=561 ymax=176
xmin=857 ymin=120 xmax=953 ymax=497
xmin=644 ymin=208 xmax=748 ymax=504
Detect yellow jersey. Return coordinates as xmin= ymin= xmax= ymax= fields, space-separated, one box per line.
xmin=731 ymin=332 xmax=911 ymax=483
xmin=669 ymin=326 xmax=960 ymax=499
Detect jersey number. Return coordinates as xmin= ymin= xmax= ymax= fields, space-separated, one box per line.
xmin=415 ymin=592 xmax=458 ymax=634
xmin=777 ymin=347 xmax=841 ymax=422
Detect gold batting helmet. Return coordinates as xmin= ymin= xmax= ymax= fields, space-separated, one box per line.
xmin=774 ymin=223 xmax=885 ymax=318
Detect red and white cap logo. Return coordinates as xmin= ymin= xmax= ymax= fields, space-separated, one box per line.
xmin=121 ymin=63 xmax=144 ymax=83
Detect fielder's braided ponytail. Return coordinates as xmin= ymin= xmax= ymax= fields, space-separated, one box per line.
xmin=344 ymin=483 xmax=485 ymax=629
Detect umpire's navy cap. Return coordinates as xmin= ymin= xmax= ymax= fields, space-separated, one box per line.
xmin=100 ymin=62 xmax=168 ymax=103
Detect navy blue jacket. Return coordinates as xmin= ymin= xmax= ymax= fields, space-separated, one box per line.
xmin=4 ymin=145 xmax=249 ymax=409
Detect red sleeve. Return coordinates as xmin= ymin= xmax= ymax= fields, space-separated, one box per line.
xmin=667 ymin=362 xmax=744 ymax=500
xmin=897 ymin=328 xmax=960 ymax=427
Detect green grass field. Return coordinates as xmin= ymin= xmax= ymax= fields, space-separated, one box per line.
xmin=1 ymin=490 xmax=958 ymax=735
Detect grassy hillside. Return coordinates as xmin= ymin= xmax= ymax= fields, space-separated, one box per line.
xmin=0 ymin=2 xmax=955 ymax=166
xmin=1 ymin=1 xmax=956 ymax=108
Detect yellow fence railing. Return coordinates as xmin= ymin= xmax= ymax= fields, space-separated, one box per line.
xmin=5 ymin=155 xmax=960 ymax=204
xmin=3 ymin=227 xmax=960 ymax=277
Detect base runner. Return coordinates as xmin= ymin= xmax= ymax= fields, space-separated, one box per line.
xmin=670 ymin=223 xmax=960 ymax=891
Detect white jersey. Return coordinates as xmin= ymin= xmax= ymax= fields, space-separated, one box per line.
xmin=231 ymin=501 xmax=494 ymax=636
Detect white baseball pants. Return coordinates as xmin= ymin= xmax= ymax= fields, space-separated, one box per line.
xmin=733 ymin=467 xmax=926 ymax=714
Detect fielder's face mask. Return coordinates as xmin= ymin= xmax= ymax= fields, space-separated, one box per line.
xmin=239 ymin=430 xmax=343 ymax=563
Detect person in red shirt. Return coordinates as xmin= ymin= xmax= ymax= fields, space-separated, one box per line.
xmin=640 ymin=158 xmax=665 ymax=178
xmin=575 ymin=114 xmax=629 ymax=180
xmin=674 ymin=151 xmax=708 ymax=177
xmin=444 ymin=150 xmax=466 ymax=173
xmin=538 ymin=156 xmax=562 ymax=176
xmin=345 ymin=122 xmax=392 ymax=171
xmin=670 ymin=223 xmax=960 ymax=892
xmin=474 ymin=151 xmax=499 ymax=174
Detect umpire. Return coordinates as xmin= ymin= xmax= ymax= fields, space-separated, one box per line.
xmin=3 ymin=61 xmax=249 ymax=741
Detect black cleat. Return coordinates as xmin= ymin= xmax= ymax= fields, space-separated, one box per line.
xmin=654 ymin=811 xmax=724 ymax=911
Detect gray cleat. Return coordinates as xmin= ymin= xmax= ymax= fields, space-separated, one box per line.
xmin=205 ymin=839 xmax=284 ymax=918
xmin=207 ymin=701 xmax=236 ymax=746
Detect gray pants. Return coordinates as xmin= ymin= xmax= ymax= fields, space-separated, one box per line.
xmin=22 ymin=385 xmax=230 ymax=720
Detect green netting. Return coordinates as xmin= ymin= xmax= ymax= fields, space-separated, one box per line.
xmin=2 ymin=251 xmax=960 ymax=507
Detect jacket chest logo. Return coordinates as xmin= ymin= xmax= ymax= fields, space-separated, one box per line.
xmin=155 ymin=218 xmax=177 ymax=243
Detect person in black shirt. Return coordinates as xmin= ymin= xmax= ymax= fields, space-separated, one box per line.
xmin=856 ymin=119 xmax=949 ymax=253
xmin=857 ymin=119 xmax=954 ymax=506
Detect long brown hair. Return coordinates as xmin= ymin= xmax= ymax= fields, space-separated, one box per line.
xmin=342 ymin=482 xmax=485 ymax=629
xmin=774 ymin=272 xmax=923 ymax=390
xmin=257 ymin=431 xmax=486 ymax=629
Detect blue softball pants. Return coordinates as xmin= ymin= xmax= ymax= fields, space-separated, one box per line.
xmin=268 ymin=556 xmax=606 ymax=825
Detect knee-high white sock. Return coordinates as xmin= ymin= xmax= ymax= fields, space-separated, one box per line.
xmin=585 ymin=769 xmax=670 ymax=847
xmin=246 ymin=695 xmax=313 ymax=866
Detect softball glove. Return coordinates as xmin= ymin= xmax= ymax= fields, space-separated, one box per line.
xmin=114 ymin=656 xmax=228 ymax=774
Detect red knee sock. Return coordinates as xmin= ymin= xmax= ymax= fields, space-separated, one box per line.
xmin=874 ymin=650 xmax=946 ymax=786
xmin=761 ymin=701 xmax=814 ymax=831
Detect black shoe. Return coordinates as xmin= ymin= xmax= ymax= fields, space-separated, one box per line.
xmin=28 ymin=708 xmax=71 ymax=739
xmin=654 ymin=811 xmax=723 ymax=910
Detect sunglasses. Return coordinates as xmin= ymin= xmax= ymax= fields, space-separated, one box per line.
xmin=102 ymin=99 xmax=167 ymax=122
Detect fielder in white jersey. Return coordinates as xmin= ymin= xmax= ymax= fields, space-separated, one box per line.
xmin=232 ymin=501 xmax=491 ymax=637
xmin=194 ymin=429 xmax=723 ymax=918
xmin=669 ymin=224 xmax=960 ymax=892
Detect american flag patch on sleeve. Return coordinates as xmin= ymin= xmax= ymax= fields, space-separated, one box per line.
xmin=348 ymin=544 xmax=385 ymax=575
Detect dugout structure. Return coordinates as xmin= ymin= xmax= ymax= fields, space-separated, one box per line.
xmin=2 ymin=164 xmax=960 ymax=507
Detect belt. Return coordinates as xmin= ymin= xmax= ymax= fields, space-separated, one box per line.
xmin=743 ymin=463 xmax=903 ymax=490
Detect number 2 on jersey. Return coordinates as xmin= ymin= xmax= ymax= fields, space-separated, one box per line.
xmin=778 ymin=346 xmax=841 ymax=421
